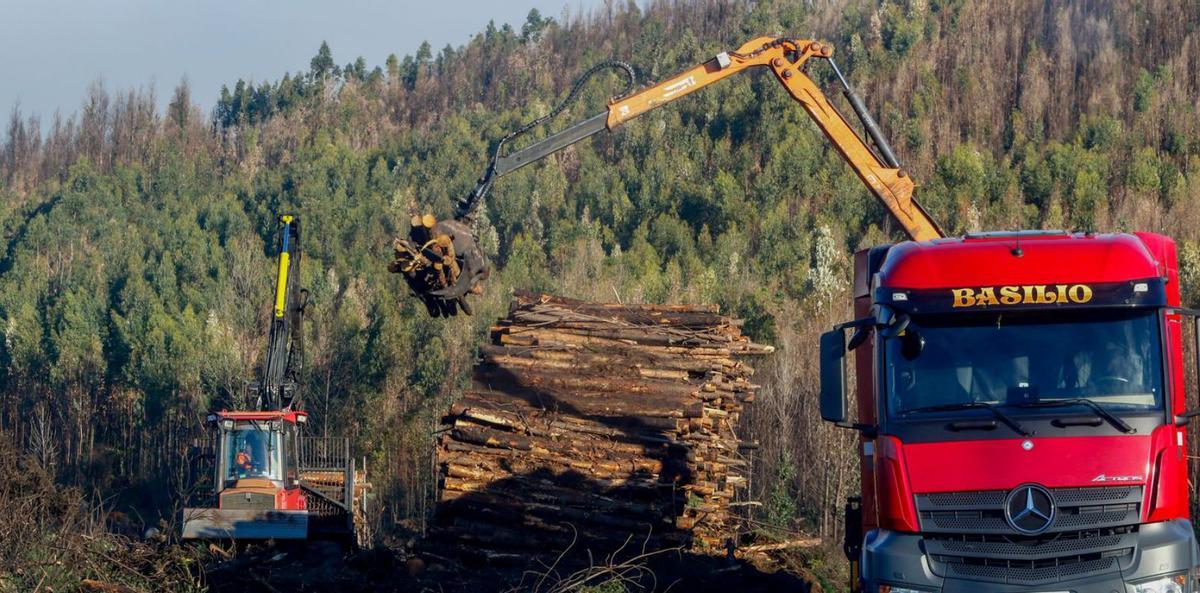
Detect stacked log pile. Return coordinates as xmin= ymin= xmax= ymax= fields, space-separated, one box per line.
xmin=430 ymin=291 xmax=773 ymax=561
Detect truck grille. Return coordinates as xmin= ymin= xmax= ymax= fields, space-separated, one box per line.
xmin=915 ymin=486 xmax=1141 ymax=586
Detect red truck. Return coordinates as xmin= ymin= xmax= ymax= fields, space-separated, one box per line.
xmin=385 ymin=35 xmax=1200 ymax=591
xmin=822 ymin=231 xmax=1200 ymax=592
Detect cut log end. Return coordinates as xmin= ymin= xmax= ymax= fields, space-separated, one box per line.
xmin=430 ymin=291 xmax=772 ymax=560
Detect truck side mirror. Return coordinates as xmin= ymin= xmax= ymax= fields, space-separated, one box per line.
xmin=820 ymin=328 xmax=848 ymax=424
xmin=1175 ymin=409 xmax=1200 ymax=427
xmin=1175 ymin=313 xmax=1200 ymax=426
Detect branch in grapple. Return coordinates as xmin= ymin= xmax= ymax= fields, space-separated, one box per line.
xmin=389 ymin=214 xmax=488 ymax=317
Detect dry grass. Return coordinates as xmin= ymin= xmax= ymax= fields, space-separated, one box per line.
xmin=0 ymin=435 xmax=203 ymax=593
xmin=512 ymin=528 xmax=682 ymax=593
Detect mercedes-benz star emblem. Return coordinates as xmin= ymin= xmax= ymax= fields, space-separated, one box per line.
xmin=1004 ymin=484 xmax=1055 ymax=535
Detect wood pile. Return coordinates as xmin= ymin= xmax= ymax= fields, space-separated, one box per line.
xmin=430 ymin=291 xmax=773 ymax=561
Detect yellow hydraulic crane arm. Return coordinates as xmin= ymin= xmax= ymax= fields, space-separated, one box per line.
xmin=409 ymin=36 xmax=945 ymax=313
xmin=604 ymin=36 xmax=943 ymax=241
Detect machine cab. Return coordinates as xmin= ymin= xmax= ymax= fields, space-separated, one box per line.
xmin=182 ymin=410 xmax=309 ymax=540
xmin=221 ymin=421 xmax=283 ymax=483
xmin=206 ymin=410 xmax=307 ymax=512
xmin=211 ymin=411 xmax=303 ymax=489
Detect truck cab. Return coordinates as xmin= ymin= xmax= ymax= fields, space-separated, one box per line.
xmin=821 ymin=231 xmax=1200 ymax=593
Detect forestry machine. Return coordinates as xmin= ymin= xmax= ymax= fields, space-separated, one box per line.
xmin=399 ymin=37 xmax=1200 ymax=593
xmin=183 ymin=216 xmax=371 ymax=546
xmin=388 ymin=36 xmax=941 ymax=315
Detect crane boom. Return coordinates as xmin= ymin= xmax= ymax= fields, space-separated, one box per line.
xmin=390 ymin=37 xmax=945 ymax=315
xmin=484 ymin=37 xmax=942 ymax=242
xmin=183 ymin=214 xmax=372 ymax=544
xmin=259 ymin=215 xmax=306 ymax=411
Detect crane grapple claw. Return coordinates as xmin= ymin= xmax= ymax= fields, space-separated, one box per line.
xmin=390 ymin=215 xmax=488 ymax=317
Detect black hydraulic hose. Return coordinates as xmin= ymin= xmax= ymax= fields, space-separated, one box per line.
xmin=455 ymin=60 xmax=637 ymax=221
xmin=829 ymin=58 xmax=901 ymax=169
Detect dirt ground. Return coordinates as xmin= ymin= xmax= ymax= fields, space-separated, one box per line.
xmin=198 ymin=539 xmax=823 ymax=593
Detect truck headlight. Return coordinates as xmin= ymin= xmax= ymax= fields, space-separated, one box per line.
xmin=1133 ymin=573 xmax=1187 ymax=593
xmin=878 ymin=586 xmax=930 ymax=593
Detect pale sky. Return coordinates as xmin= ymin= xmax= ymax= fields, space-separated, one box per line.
xmin=0 ymin=0 xmax=604 ymax=124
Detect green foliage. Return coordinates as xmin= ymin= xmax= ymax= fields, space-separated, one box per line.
xmin=311 ymin=41 xmax=335 ymax=78
xmin=2 ymin=0 xmax=1199 ymax=556
xmin=580 ymin=581 xmax=627 ymax=593
xmin=936 ymin=144 xmax=985 ymax=194
xmin=1133 ymin=65 xmax=1172 ymax=113
xmin=1180 ymin=241 xmax=1200 ymax=307
xmin=521 ymin=8 xmax=552 ymax=43
xmin=764 ymin=449 xmax=799 ymax=537
xmin=878 ymin=2 xmax=925 ymax=56
xmin=1128 ymin=147 xmax=1162 ymax=194
xmin=1083 ymin=115 xmax=1121 ymax=150
xmin=1069 ymin=166 xmax=1106 ymax=230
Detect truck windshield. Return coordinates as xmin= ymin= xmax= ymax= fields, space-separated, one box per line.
xmin=885 ymin=309 xmax=1163 ymax=419
xmin=223 ymin=422 xmax=283 ymax=482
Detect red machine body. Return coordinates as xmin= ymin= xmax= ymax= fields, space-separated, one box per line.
xmin=182 ymin=216 xmax=368 ymax=544
xmin=212 ymin=410 xmax=308 ymax=512
xmin=181 ymin=409 xmax=310 ymax=540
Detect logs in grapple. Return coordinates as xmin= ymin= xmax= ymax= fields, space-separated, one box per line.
xmin=430 ymin=291 xmax=773 ymax=561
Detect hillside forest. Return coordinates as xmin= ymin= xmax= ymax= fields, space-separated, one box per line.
xmin=2 ymin=0 xmax=1200 ymax=590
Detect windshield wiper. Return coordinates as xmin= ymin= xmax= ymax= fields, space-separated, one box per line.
xmin=902 ymin=402 xmax=1032 ymax=436
xmin=1010 ymin=398 xmax=1135 ymax=434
